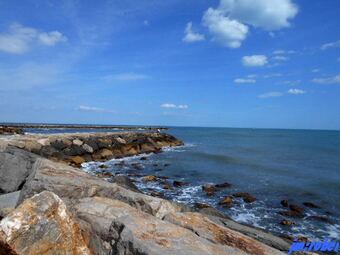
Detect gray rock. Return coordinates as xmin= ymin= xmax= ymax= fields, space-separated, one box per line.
xmin=0 ymin=191 xmax=20 ymax=210
xmin=0 ymin=147 xmax=38 ymax=194
xmin=112 ymin=175 xmax=140 ymax=193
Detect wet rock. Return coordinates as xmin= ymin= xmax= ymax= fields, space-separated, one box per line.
xmin=278 ymin=210 xmax=304 ymax=218
xmin=280 ymin=220 xmax=296 ymax=226
xmin=98 ymin=164 xmax=108 ymax=169
xmin=112 ymin=175 xmax=140 ymax=193
xmin=194 ymin=203 xmax=211 ymax=209
xmin=150 ymin=191 xmax=164 ymax=198
xmin=140 ymin=156 xmax=148 ymax=160
xmin=142 ymin=175 xmax=158 ymax=182
xmin=303 ymin=202 xmax=321 ymax=209
xmin=0 ymin=191 xmax=91 ymax=255
xmin=306 ymin=215 xmax=333 ymax=224
xmin=289 ymin=204 xmax=304 ymax=214
xmin=131 ymin=162 xmax=143 ymax=170
xmin=164 ymin=163 xmax=170 ymax=167
xmin=64 ymin=144 xmax=87 ymax=156
xmin=202 ymin=184 xmax=216 ymax=196
xmin=219 ymin=196 xmax=233 ymax=207
xmin=233 ymin=192 xmax=256 ymax=203
xmin=280 ymin=200 xmax=289 ymax=207
xmin=173 ymin=180 xmax=187 ymax=187
xmin=215 ymin=182 xmax=232 ymax=189
xmin=162 ymin=184 xmax=172 ymax=190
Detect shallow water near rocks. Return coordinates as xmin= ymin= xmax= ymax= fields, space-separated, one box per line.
xmin=28 ymin=126 xmax=340 ymax=240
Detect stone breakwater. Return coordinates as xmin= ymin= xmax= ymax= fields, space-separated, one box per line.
xmin=0 ymin=132 xmax=291 ymax=255
xmin=1 ymin=132 xmax=182 ymax=167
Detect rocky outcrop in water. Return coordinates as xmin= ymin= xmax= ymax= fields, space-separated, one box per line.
xmin=0 ymin=126 xmax=24 ymax=135
xmin=0 ymin=132 xmax=290 ymax=254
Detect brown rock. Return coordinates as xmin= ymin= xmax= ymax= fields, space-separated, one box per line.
xmin=233 ymin=192 xmax=256 ymax=203
xmin=0 ymin=191 xmax=91 ymax=255
xmin=278 ymin=210 xmax=304 ymax=218
xmin=280 ymin=220 xmax=295 ymax=226
xmin=140 ymin=156 xmax=148 ymax=160
xmin=219 ymin=196 xmax=233 ymax=207
xmin=71 ymin=155 xmax=85 ymax=166
xmin=142 ymin=175 xmax=158 ymax=182
xmin=306 ymin=215 xmax=333 ymax=224
xmin=194 ymin=203 xmax=211 ymax=209
xmin=202 ymin=184 xmax=216 ymax=196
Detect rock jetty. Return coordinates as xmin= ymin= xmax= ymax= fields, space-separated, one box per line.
xmin=0 ymin=132 xmax=290 ymax=254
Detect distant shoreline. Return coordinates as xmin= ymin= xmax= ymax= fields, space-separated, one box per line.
xmin=0 ymin=123 xmax=168 ymax=131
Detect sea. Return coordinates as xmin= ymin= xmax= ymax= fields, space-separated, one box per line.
xmin=25 ymin=126 xmax=340 ymax=240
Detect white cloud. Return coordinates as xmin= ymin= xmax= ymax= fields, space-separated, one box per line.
xmin=312 ymin=75 xmax=340 ymax=84
xmin=183 ymin=22 xmax=205 ymax=43
xmin=258 ymin=91 xmax=283 ymax=98
xmin=234 ymin=78 xmax=256 ymax=84
xmin=280 ymin=80 xmax=301 ymax=86
xmin=272 ymin=55 xmax=289 ymax=61
xmin=103 ymin=73 xmax=149 ymax=81
xmin=219 ymin=0 xmax=298 ymax=30
xmin=202 ymin=8 xmax=248 ymax=48
xmin=143 ymin=20 xmax=149 ymax=26
xmin=242 ymin=55 xmax=268 ymax=67
xmin=288 ymin=88 xmax=305 ymax=94
xmin=321 ymin=40 xmax=340 ymax=50
xmin=161 ymin=103 xmax=189 ymax=109
xmin=38 ymin=31 xmax=67 ymax=46
xmin=0 ymin=23 xmax=67 ymax=54
xmin=312 ymin=69 xmax=320 ymax=73
xmin=263 ymin=73 xmax=282 ymax=78
xmin=273 ymin=49 xmax=295 ymax=55
xmin=77 ymin=105 xmax=115 ymax=113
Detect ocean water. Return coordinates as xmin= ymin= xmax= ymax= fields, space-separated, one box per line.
xmin=29 ymin=126 xmax=340 ymax=240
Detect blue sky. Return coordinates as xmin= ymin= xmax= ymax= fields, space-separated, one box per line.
xmin=0 ymin=0 xmax=339 ymax=129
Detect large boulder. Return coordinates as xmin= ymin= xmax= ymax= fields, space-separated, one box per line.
xmin=164 ymin=212 xmax=283 ymax=255
xmin=0 ymin=191 xmax=91 ymax=255
xmin=74 ymin=196 xmax=249 ymax=255
xmin=0 ymin=146 xmax=38 ymax=194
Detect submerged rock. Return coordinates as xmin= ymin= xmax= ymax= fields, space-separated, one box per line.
xmin=303 ymin=202 xmax=321 ymax=209
xmin=306 ymin=215 xmax=333 ymax=224
xmin=215 ymin=182 xmax=232 ymax=189
xmin=173 ymin=181 xmax=187 ymax=187
xmin=0 ymin=191 xmax=91 ymax=255
xmin=280 ymin=199 xmax=289 ymax=207
xmin=233 ymin=192 xmax=256 ymax=203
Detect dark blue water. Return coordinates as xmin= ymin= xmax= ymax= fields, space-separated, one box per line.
xmin=29 ymin=126 xmax=340 ymax=240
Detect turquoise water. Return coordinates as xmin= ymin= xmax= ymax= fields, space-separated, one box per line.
xmin=28 ymin=126 xmax=340 ymax=239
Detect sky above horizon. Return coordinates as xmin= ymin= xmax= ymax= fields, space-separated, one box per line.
xmin=0 ymin=0 xmax=339 ymax=130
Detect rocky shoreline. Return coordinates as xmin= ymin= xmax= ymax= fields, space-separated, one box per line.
xmin=0 ymin=132 xmax=292 ymax=254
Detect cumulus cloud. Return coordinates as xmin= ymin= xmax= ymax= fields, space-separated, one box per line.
xmin=103 ymin=73 xmax=149 ymax=81
xmin=0 ymin=23 xmax=67 ymax=54
xmin=242 ymin=55 xmax=268 ymax=67
xmin=312 ymin=75 xmax=340 ymax=84
xmin=219 ymin=0 xmax=299 ymax=30
xmin=202 ymin=8 xmax=248 ymax=48
xmin=77 ymin=105 xmax=115 ymax=113
xmin=288 ymin=88 xmax=305 ymax=94
xmin=183 ymin=22 xmax=205 ymax=43
xmin=273 ymin=49 xmax=296 ymax=55
xmin=321 ymin=40 xmax=340 ymax=50
xmin=258 ymin=92 xmax=283 ymax=98
xmin=234 ymin=78 xmax=256 ymax=84
xmin=161 ymin=103 xmax=189 ymax=109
